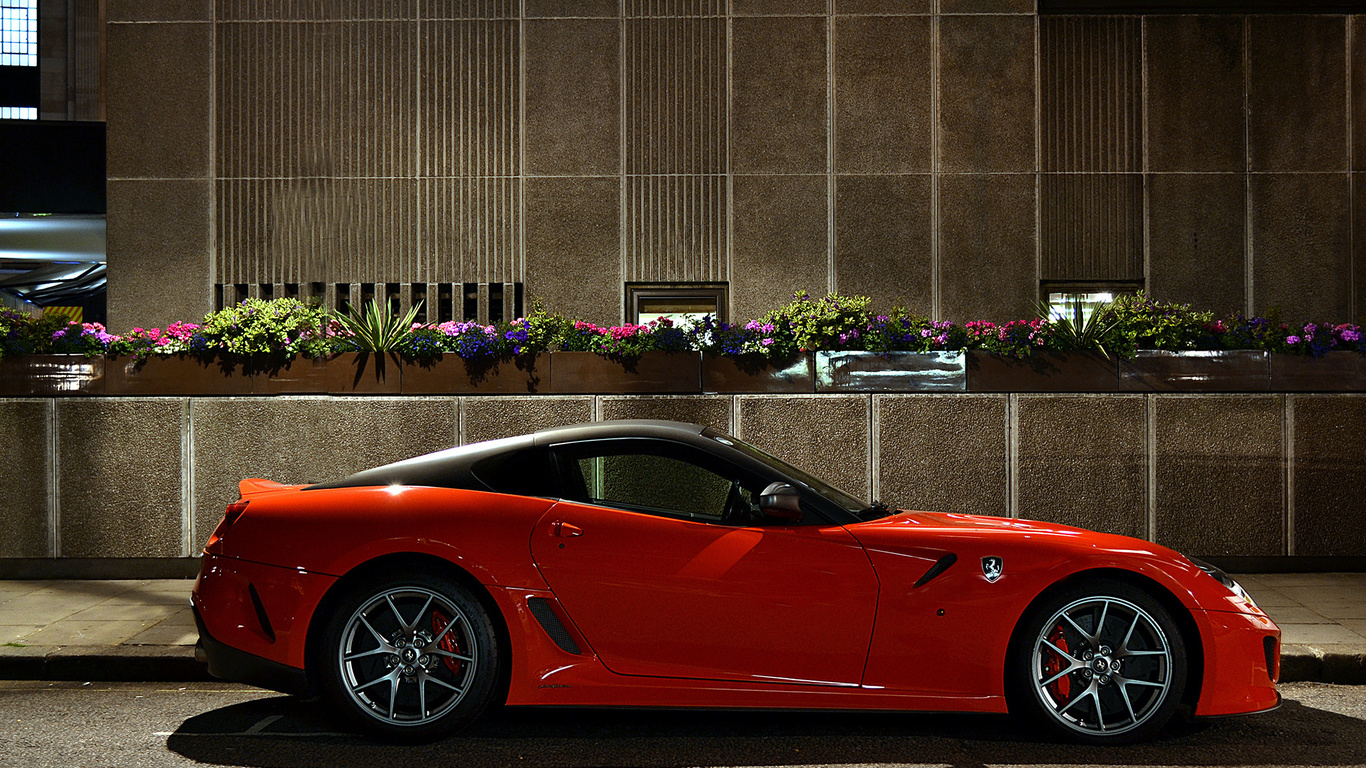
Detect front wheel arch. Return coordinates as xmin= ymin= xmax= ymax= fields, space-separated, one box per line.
xmin=303 ymin=553 xmax=512 ymax=710
xmin=1003 ymin=568 xmax=1205 ymax=717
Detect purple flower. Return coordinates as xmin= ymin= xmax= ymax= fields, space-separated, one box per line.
xmin=1286 ymin=335 xmax=1302 ymax=345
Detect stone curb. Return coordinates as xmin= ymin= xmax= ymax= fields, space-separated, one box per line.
xmin=1281 ymin=644 xmax=1366 ymax=685
xmin=0 ymin=644 xmax=1363 ymax=686
xmin=0 ymin=645 xmax=213 ymax=683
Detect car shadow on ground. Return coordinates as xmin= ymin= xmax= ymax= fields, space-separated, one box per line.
xmin=166 ymin=693 xmax=1366 ymax=768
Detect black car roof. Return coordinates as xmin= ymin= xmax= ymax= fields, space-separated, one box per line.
xmin=307 ymin=420 xmax=709 ymax=491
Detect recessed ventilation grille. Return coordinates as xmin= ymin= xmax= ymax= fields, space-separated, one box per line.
xmin=527 ymin=597 xmax=581 ymax=655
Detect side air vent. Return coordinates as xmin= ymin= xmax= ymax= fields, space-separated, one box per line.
xmin=247 ymin=582 xmax=276 ymax=643
xmin=913 ymin=553 xmax=958 ymax=588
xmin=527 ymin=597 xmax=581 ymax=655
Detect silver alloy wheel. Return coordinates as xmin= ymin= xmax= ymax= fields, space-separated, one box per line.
xmin=1030 ymin=595 xmax=1172 ymax=737
xmin=337 ymin=587 xmax=477 ymax=727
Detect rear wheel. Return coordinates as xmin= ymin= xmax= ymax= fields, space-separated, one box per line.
xmin=319 ymin=571 xmax=499 ymax=742
xmin=1009 ymin=579 xmax=1187 ymax=744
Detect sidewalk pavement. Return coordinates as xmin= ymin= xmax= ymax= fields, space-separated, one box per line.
xmin=0 ymin=573 xmax=1362 ymax=684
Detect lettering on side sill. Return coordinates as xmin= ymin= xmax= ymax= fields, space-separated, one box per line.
xmin=539 ymin=684 xmax=571 ymax=689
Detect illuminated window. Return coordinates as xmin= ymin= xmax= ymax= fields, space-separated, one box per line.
xmin=627 ymin=283 xmax=727 ymax=326
xmin=0 ymin=0 xmax=37 ymax=68
xmin=1043 ymin=282 xmax=1140 ymax=325
xmin=0 ymin=105 xmax=35 ymax=120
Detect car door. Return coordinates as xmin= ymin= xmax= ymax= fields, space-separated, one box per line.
xmin=528 ymin=439 xmax=880 ymax=687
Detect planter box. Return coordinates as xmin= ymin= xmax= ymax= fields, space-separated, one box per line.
xmin=549 ymin=351 xmax=701 ymax=394
xmin=105 ymin=355 xmax=253 ymax=395
xmin=402 ymin=355 xmax=547 ymax=395
xmin=967 ymin=351 xmax=1119 ymax=392
xmin=816 ymin=351 xmax=966 ymax=392
xmin=327 ymin=353 xmax=401 ymax=394
xmin=1119 ymin=350 xmax=1269 ymax=392
xmin=0 ymin=355 xmax=105 ymax=396
xmin=1269 ymin=351 xmax=1366 ymax=392
xmin=252 ymin=357 xmax=331 ymax=395
xmin=703 ymin=353 xmax=814 ymax=393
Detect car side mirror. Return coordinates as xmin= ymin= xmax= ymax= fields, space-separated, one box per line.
xmin=758 ymin=482 xmax=803 ymax=524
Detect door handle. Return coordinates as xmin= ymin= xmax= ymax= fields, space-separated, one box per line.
xmin=551 ymin=521 xmax=583 ymax=538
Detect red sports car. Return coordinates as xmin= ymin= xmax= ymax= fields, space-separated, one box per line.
xmin=192 ymin=420 xmax=1280 ymax=744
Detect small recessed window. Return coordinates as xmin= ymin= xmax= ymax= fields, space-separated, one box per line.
xmin=627 ymin=283 xmax=727 ymax=326
xmin=1043 ymin=282 xmax=1140 ymax=325
xmin=0 ymin=106 xmax=35 ymax=120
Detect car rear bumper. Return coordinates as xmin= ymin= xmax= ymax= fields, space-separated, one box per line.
xmin=192 ymin=552 xmax=336 ymax=694
xmin=193 ymin=603 xmax=312 ymax=697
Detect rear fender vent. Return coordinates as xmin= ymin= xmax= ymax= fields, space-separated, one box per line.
xmin=247 ymin=582 xmax=276 ymax=643
xmin=527 ymin=597 xmax=581 ymax=655
xmin=1264 ymin=635 xmax=1279 ymax=683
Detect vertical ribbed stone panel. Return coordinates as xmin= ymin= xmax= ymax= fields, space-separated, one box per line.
xmin=0 ymin=401 xmax=53 ymax=558
xmin=190 ymin=398 xmax=456 ymax=549
xmin=626 ymin=177 xmax=727 ymax=283
xmin=626 ymin=9 xmax=727 ymax=283
xmin=1016 ymin=395 xmax=1146 ymax=539
xmin=834 ymin=15 xmax=932 ymax=174
xmin=875 ymin=395 xmax=1007 ymax=517
xmin=731 ymin=175 xmax=829 ymax=324
xmin=834 ymin=174 xmax=933 ymax=314
xmin=218 ymin=178 xmax=420 ymax=285
xmin=731 ymin=16 xmax=827 ymax=174
xmin=461 ymin=396 xmax=594 ymax=445
xmin=420 ymin=18 xmax=520 ymax=284
xmin=216 ymin=1 xmax=424 ymax=20
xmin=1291 ymin=396 xmax=1366 ymax=557
xmin=1040 ymin=16 xmax=1141 ymax=173
xmin=1041 ymin=174 xmax=1144 ymax=282
xmin=938 ymin=15 xmax=1035 ymax=173
xmin=57 ymin=400 xmax=185 ymax=559
xmin=106 ymin=22 xmax=211 ymax=179
xmin=108 ymin=180 xmax=214 ymax=332
xmin=1250 ymin=173 xmax=1351 ymax=324
xmin=1154 ymin=395 xmax=1284 ymax=557
xmin=736 ymin=395 xmax=871 ymax=503
xmin=1248 ymin=15 xmax=1347 ymax=172
xmin=524 ymin=19 xmax=620 ymax=176
xmin=1148 ymin=173 xmax=1245 ymax=314
xmin=1145 ymin=15 xmax=1244 ymax=173
xmin=216 ymin=21 xmax=419 ymax=179
xmin=939 ymin=174 xmax=1036 ymax=323
xmin=598 ymin=395 xmax=733 ymax=433
xmin=524 ymin=177 xmax=621 ymax=325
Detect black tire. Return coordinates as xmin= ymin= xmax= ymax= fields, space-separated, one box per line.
xmin=318 ymin=570 xmax=500 ymax=743
xmin=1007 ymin=578 xmax=1188 ymax=745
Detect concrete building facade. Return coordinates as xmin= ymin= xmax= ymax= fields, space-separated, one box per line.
xmin=105 ymin=1 xmax=1366 ymax=330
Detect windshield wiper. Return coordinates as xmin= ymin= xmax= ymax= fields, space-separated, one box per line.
xmin=856 ymin=500 xmax=891 ymax=521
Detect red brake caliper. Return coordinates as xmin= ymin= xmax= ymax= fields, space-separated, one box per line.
xmin=1044 ymin=623 xmax=1072 ymax=701
xmin=430 ymin=612 xmax=464 ymax=676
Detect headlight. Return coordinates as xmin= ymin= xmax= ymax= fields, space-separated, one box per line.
xmin=1186 ymin=555 xmax=1259 ymax=610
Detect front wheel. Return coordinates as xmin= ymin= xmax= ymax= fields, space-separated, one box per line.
xmin=1009 ymin=579 xmax=1188 ymax=744
xmin=318 ymin=571 xmax=499 ymax=742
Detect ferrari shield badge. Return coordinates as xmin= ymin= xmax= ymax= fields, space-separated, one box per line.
xmin=981 ymin=556 xmax=1004 ymax=582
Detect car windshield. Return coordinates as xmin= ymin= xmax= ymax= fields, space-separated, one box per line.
xmin=703 ymin=429 xmax=877 ymax=518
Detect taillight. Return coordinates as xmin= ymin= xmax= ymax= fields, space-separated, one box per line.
xmin=204 ymin=499 xmax=249 ymax=553
xmin=223 ymin=500 xmax=249 ymax=527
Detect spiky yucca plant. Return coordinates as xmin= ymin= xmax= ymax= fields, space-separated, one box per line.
xmin=1038 ymin=298 xmax=1117 ymax=358
xmin=336 ymin=298 xmax=423 ymax=352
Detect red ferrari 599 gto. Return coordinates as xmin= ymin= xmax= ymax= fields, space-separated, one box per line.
xmin=192 ymin=420 xmax=1280 ymax=743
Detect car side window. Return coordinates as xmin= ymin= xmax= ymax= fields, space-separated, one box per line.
xmin=552 ymin=440 xmax=765 ymax=524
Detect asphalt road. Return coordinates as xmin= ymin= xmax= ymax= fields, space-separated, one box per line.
xmin=1 ymin=681 xmax=1364 ymax=768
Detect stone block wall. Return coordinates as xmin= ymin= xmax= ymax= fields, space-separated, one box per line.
xmin=3 ymin=393 xmax=1364 ymax=563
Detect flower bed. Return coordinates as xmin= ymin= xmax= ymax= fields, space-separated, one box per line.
xmin=1 ymin=292 xmax=1363 ymax=395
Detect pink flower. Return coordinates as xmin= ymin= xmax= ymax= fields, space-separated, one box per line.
xmin=1286 ymin=335 xmax=1301 ymax=345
